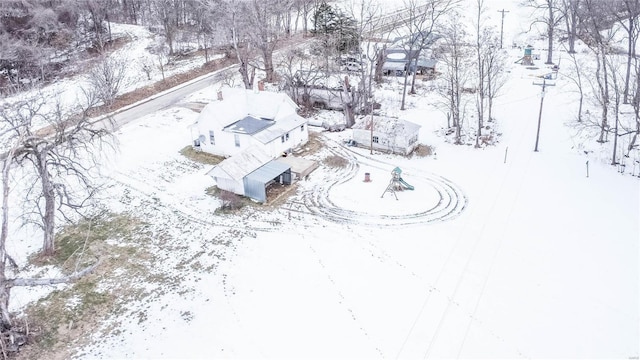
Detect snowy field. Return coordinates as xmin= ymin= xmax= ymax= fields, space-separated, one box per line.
xmin=1 ymin=0 xmax=638 ymax=359
xmin=76 ymin=45 xmax=637 ymax=360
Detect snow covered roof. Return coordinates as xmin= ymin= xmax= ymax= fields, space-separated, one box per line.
xmin=252 ymin=113 xmax=307 ymax=144
xmin=382 ymin=62 xmax=406 ymax=71
xmin=198 ymin=88 xmax=300 ymax=128
xmin=207 ymin=146 xmax=273 ymax=181
xmin=352 ymin=116 xmax=421 ymax=136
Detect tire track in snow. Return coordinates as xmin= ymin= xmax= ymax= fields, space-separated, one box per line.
xmin=413 ymin=107 xmax=537 ymax=359
xmin=105 ymin=170 xmax=285 ymax=233
xmin=308 ymin=243 xmax=385 ymax=358
xmin=289 ymin=135 xmax=468 ymax=227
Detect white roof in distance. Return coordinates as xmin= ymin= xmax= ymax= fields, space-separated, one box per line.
xmin=353 ymin=115 xmax=421 ymax=136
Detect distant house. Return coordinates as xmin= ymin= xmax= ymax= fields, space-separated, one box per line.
xmin=207 ymin=146 xmax=292 ymax=203
xmin=351 ymin=116 xmax=421 ymax=155
xmin=194 ymin=88 xmax=309 ymax=158
xmin=381 ymin=48 xmax=437 ymax=76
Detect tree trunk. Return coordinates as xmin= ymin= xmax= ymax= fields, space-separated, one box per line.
xmin=598 ymin=49 xmax=610 ymax=143
xmin=263 ymin=48 xmax=275 ymax=83
xmin=612 ymin=109 xmax=619 ymax=165
xmin=343 ymin=76 xmax=355 ymax=127
xmin=566 ymin=11 xmax=576 ymax=54
xmin=624 ymin=17 xmax=635 ymax=104
xmin=36 ymin=152 xmax=56 ymax=256
xmin=487 ymin=70 xmax=494 ymax=122
xmin=546 ymin=20 xmax=554 ymax=64
xmin=374 ymin=46 xmax=385 ymax=83
xmin=400 ymin=66 xmax=409 ymax=110
xmin=0 ymin=149 xmax=15 ymax=330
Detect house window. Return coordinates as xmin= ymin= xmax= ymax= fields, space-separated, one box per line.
xmin=209 ymin=130 xmax=215 ymax=145
xmin=285 ymin=133 xmax=290 ymax=141
xmin=234 ymin=134 xmax=240 ymax=147
xmin=373 ymin=136 xmax=379 ymax=143
xmin=300 ymin=125 xmax=304 ymax=132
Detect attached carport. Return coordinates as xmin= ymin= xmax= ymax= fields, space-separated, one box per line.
xmin=243 ymin=160 xmax=292 ymax=203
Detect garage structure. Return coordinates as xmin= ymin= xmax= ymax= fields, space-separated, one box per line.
xmin=243 ymin=160 xmax=292 ymax=203
xmin=207 ymin=146 xmax=292 ymax=203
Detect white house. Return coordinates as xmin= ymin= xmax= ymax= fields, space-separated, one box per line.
xmin=351 ymin=115 xmax=421 ymax=155
xmin=194 ymin=88 xmax=309 ymax=158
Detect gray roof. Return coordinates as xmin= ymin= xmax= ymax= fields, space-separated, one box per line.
xmin=223 ymin=115 xmax=275 ymax=135
xmin=252 ymin=113 xmax=307 ymax=144
xmin=207 ymin=146 xmax=272 ymax=181
xmin=246 ymin=160 xmax=291 ymax=183
xmin=416 ymin=58 xmax=437 ymax=68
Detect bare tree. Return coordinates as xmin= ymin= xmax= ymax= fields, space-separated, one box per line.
xmin=398 ymin=0 xmax=457 ymax=110
xmin=79 ymin=0 xmax=112 ymax=52
xmin=223 ymin=0 xmax=257 ymax=89
xmin=152 ymin=0 xmax=178 ymax=55
xmin=523 ymin=0 xmax=564 ymax=64
xmin=582 ymin=0 xmax=616 ymax=143
xmin=245 ymin=0 xmax=289 ymax=83
xmin=0 ymin=94 xmax=115 ymax=257
xmin=0 ymin=110 xmax=102 ymax=356
xmin=437 ymin=14 xmax=472 ymax=145
xmin=559 ymin=0 xmax=581 ymax=54
xmin=293 ymin=0 xmax=320 ymax=35
xmin=193 ymin=0 xmax=223 ymax=63
xmin=613 ymin=0 xmax=640 ymax=104
xmin=629 ymin=57 xmax=640 ymax=154
xmin=608 ymin=55 xmax=625 ymax=165
xmin=474 ymin=0 xmax=487 ymax=147
xmin=562 ymin=43 xmax=586 ymax=122
xmin=86 ymin=56 xmax=129 ymax=107
xmin=342 ymin=0 xmax=390 ymax=116
xmin=485 ymin=37 xmax=507 ymax=123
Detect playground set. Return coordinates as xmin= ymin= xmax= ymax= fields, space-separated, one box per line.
xmin=514 ymin=45 xmax=538 ymax=66
xmin=381 ymin=167 xmax=414 ymax=200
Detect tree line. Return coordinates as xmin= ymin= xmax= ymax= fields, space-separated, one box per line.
xmin=523 ymin=0 xmax=640 ymax=164
xmin=0 ymin=0 xmax=327 ymax=93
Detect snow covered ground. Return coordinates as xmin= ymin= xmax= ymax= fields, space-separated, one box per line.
xmin=74 ymin=41 xmax=637 ymax=360
xmin=2 ymin=0 xmax=638 ymax=359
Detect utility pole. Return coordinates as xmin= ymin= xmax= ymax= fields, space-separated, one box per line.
xmin=497 ymin=9 xmax=509 ymax=49
xmin=370 ymin=101 xmax=374 ymax=155
xmin=533 ymin=77 xmax=554 ymax=151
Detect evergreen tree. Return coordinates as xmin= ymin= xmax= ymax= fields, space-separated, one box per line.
xmin=312 ymin=2 xmax=359 ymax=54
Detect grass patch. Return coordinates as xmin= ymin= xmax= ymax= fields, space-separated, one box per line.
xmin=43 ymin=213 xmax=142 ymax=268
xmin=205 ymin=186 xmax=255 ymax=213
xmin=295 ymin=131 xmax=323 ymax=156
xmin=323 ymin=155 xmax=348 ymax=168
xmin=412 ymin=144 xmax=435 ymax=158
xmin=179 ymin=145 xmax=224 ymax=165
xmin=18 ymin=212 xmax=150 ymax=360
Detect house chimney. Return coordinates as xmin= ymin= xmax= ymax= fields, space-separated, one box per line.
xmin=258 ymin=81 xmax=265 ymax=91
xmin=217 ymin=91 xmax=223 ymax=101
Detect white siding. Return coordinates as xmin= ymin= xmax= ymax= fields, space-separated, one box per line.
xmin=353 ymin=129 xmax=415 ymax=155
xmin=213 ymin=177 xmax=245 ymax=196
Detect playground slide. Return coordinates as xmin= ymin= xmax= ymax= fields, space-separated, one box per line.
xmin=398 ymin=177 xmax=414 ymax=190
